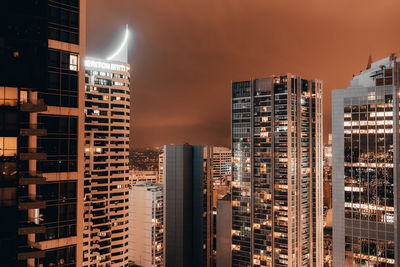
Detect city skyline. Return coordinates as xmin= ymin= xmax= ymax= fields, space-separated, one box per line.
xmin=2 ymin=1 xmax=400 ymax=267
xmin=87 ymin=0 xmax=400 ymax=148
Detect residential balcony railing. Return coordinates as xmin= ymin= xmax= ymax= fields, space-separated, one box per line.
xmin=17 ymin=246 xmax=45 ymax=261
xmin=19 ymin=171 xmax=46 ymax=185
xmin=18 ymin=195 xmax=46 ymax=210
xmin=19 ymin=147 xmax=47 ymax=161
xmin=18 ymin=221 xmax=46 ymax=235
xmin=20 ymin=123 xmax=47 ymax=136
xmin=20 ymin=99 xmax=47 ymax=113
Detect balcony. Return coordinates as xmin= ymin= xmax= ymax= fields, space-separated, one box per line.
xmin=19 ymin=171 xmax=46 ymax=185
xmin=20 ymin=124 xmax=47 ymax=136
xmin=18 ymin=222 xmax=46 ymax=235
xmin=20 ymin=99 xmax=47 ymax=113
xmin=19 ymin=148 xmax=47 ymax=161
xmin=17 ymin=247 xmax=45 ymax=260
xmin=18 ymin=195 xmax=46 ymax=210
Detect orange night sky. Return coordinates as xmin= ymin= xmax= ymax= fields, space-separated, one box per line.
xmin=87 ymin=0 xmax=400 ymax=148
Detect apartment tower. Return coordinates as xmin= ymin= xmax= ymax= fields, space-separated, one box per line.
xmin=231 ymin=75 xmax=323 ymax=266
xmin=129 ymin=184 xmax=164 ymax=267
xmin=82 ymin=27 xmax=131 ymax=266
xmin=0 ymin=0 xmax=85 ymax=265
xmin=332 ymin=55 xmax=399 ymax=266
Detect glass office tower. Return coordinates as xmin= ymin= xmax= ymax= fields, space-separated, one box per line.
xmin=0 ymin=0 xmax=85 ymax=266
xmin=231 ymin=75 xmax=323 ymax=267
xmin=332 ymin=55 xmax=399 ymax=266
xmin=164 ymin=144 xmax=214 ymax=267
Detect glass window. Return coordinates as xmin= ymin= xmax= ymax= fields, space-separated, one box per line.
xmin=0 ymin=87 xmax=18 ymax=106
xmin=0 ymin=137 xmax=17 ymax=157
xmin=20 ymin=90 xmax=28 ymax=104
xmin=69 ymin=54 xmax=78 ymax=71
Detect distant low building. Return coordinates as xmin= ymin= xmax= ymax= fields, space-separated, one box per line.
xmin=158 ymin=152 xmax=164 ymax=184
xmin=210 ymin=146 xmax=232 ymax=186
xmin=130 ymin=170 xmax=158 ymax=185
xmin=216 ymin=194 xmax=232 ymax=267
xmin=130 ymin=149 xmax=161 ymax=171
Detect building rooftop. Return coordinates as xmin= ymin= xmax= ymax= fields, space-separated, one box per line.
xmin=350 ymin=54 xmax=399 ymax=88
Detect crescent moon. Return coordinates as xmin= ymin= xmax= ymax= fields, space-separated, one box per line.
xmin=106 ymin=25 xmax=129 ymax=61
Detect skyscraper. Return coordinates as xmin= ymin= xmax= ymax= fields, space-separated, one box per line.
xmin=83 ymin=53 xmax=131 ymax=266
xmin=231 ymin=75 xmax=323 ymax=266
xmin=332 ymin=54 xmax=399 ymax=266
xmin=129 ymin=183 xmax=164 ymax=267
xmin=0 ymin=0 xmax=85 ymax=266
xmin=163 ymin=144 xmax=213 ymax=267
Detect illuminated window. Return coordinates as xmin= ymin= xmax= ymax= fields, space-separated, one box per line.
xmin=0 ymin=137 xmax=17 ymax=156
xmin=0 ymin=87 xmax=18 ymax=106
xmin=70 ymin=54 xmax=78 ymax=71
xmin=20 ymin=90 xmax=28 ymax=104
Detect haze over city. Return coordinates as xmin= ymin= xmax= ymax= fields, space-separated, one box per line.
xmin=87 ymin=0 xmax=400 ymax=148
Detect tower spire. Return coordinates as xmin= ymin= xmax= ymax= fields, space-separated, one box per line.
xmin=366 ymin=54 xmax=372 ymax=70
xmin=106 ymin=24 xmax=129 ymax=62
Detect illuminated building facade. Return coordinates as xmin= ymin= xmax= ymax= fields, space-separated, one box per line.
xmin=158 ymin=152 xmax=164 ymax=183
xmin=129 ymin=184 xmax=163 ymax=267
xmin=83 ymin=56 xmax=130 ymax=266
xmin=323 ymin=135 xmax=333 ymax=267
xmin=231 ymin=75 xmax=323 ymax=266
xmin=0 ymin=1 xmax=85 ymax=266
xmin=332 ymin=55 xmax=399 ymax=266
xmin=211 ymin=146 xmax=232 ymax=186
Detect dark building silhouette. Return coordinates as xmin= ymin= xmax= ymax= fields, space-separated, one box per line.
xmin=0 ymin=0 xmax=85 ymax=265
xmin=164 ymin=144 xmax=213 ymax=267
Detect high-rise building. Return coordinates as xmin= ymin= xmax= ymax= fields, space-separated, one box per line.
xmin=129 ymin=183 xmax=164 ymax=267
xmin=163 ymin=144 xmax=213 ymax=267
xmin=82 ymin=35 xmax=131 ymax=265
xmin=0 ymin=1 xmax=85 ymax=266
xmin=332 ymin=54 xmax=399 ymax=266
xmin=231 ymin=75 xmax=323 ymax=266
